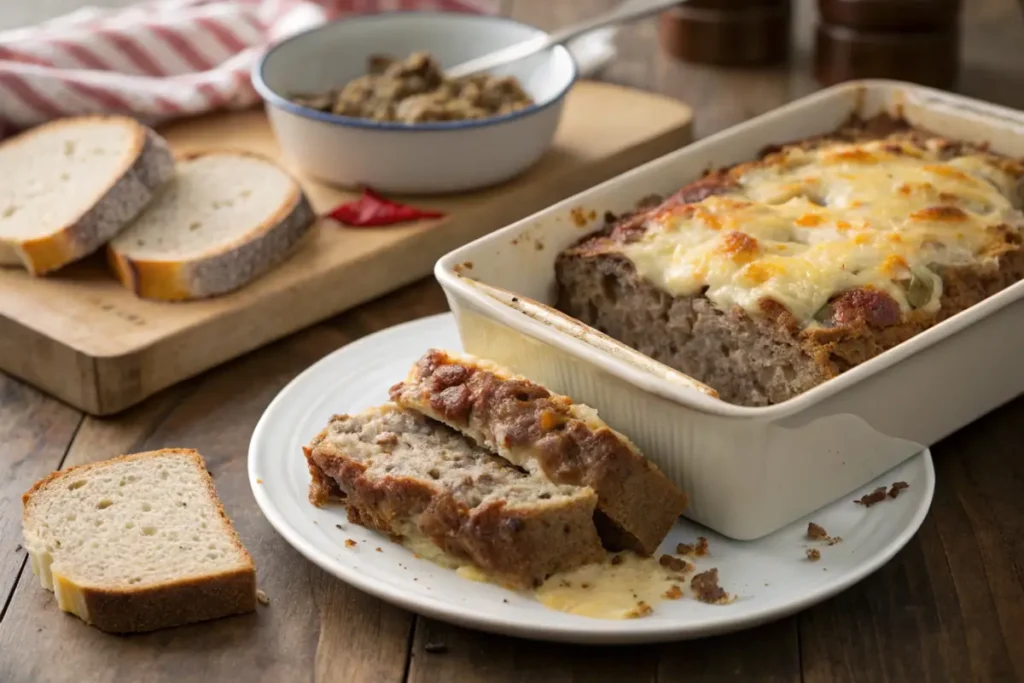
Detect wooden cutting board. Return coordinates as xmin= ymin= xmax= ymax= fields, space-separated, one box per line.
xmin=0 ymin=80 xmax=693 ymax=415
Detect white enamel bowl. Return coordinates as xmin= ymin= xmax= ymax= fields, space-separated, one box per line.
xmin=252 ymin=12 xmax=577 ymax=194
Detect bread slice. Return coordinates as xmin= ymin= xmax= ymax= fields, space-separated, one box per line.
xmin=303 ymin=404 xmax=605 ymax=589
xmin=107 ymin=151 xmax=316 ymax=301
xmin=0 ymin=116 xmax=175 ymax=275
xmin=21 ymin=448 xmax=256 ymax=633
xmin=389 ymin=349 xmax=687 ymax=555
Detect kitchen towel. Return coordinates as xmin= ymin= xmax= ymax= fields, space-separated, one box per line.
xmin=0 ymin=0 xmax=617 ymax=133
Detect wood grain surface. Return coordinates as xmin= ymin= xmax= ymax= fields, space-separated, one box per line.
xmin=0 ymin=82 xmax=693 ymax=416
xmin=2 ymin=1 xmax=1023 ymax=682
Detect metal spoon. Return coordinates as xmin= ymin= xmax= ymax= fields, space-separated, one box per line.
xmin=445 ymin=0 xmax=689 ymax=79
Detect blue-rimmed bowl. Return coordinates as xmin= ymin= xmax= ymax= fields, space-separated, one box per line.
xmin=252 ymin=12 xmax=577 ymax=195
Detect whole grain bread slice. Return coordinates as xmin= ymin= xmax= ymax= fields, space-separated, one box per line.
xmin=304 ymin=404 xmax=605 ymax=589
xmin=0 ymin=116 xmax=175 ymax=275
xmin=21 ymin=448 xmax=256 ymax=633
xmin=389 ymin=350 xmax=687 ymax=555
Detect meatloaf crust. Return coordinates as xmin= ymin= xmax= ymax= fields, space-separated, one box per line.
xmin=389 ymin=350 xmax=688 ymax=555
xmin=556 ymin=115 xmax=1024 ymax=406
xmin=304 ymin=404 xmax=605 ymax=589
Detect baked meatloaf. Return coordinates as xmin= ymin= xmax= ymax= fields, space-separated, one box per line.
xmin=556 ymin=115 xmax=1024 ymax=406
xmin=304 ymin=404 xmax=604 ymax=589
xmin=390 ymin=349 xmax=687 ymax=555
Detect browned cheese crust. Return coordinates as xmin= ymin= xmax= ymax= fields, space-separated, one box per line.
xmin=556 ymin=115 xmax=1024 ymax=406
xmin=389 ymin=350 xmax=687 ymax=555
xmin=303 ymin=406 xmax=605 ymax=589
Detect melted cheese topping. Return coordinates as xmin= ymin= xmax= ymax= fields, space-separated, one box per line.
xmin=534 ymin=553 xmax=686 ymax=619
xmin=621 ymin=137 xmax=1024 ymax=325
xmin=395 ymin=529 xmax=690 ymax=619
xmin=457 ymin=553 xmax=686 ymax=619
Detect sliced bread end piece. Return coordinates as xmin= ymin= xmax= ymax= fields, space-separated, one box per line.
xmin=0 ymin=116 xmax=175 ymax=276
xmin=22 ymin=448 xmax=256 ymax=633
xmin=107 ymin=151 xmax=316 ymax=301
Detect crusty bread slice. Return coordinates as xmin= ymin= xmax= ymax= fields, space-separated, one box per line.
xmin=304 ymin=404 xmax=605 ymax=589
xmin=0 ymin=116 xmax=175 ymax=275
xmin=21 ymin=448 xmax=256 ymax=633
xmin=107 ymin=151 xmax=315 ymax=301
xmin=390 ymin=349 xmax=688 ymax=555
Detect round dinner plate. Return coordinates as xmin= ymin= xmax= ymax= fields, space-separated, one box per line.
xmin=249 ymin=313 xmax=935 ymax=645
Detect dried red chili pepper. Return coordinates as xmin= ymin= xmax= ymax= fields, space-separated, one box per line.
xmin=326 ymin=186 xmax=445 ymax=227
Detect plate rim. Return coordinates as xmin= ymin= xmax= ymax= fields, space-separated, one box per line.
xmin=248 ymin=312 xmax=937 ymax=645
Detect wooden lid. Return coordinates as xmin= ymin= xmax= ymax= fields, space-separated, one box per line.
xmin=658 ymin=4 xmax=791 ymax=66
xmin=814 ymin=22 xmax=959 ymax=88
xmin=818 ymin=0 xmax=961 ymax=31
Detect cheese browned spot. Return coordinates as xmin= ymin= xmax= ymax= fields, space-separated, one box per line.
xmin=619 ymin=135 xmax=1024 ymax=327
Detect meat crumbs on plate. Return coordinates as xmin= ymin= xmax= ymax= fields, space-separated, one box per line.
xmin=626 ymin=601 xmax=654 ymax=618
xmin=691 ymin=568 xmax=731 ymax=604
xmin=855 ymin=481 xmax=910 ymax=507
xmin=855 ymin=486 xmax=889 ymax=507
xmin=658 ymin=554 xmax=690 ymax=572
xmin=807 ymin=522 xmax=829 ymax=540
xmin=888 ymin=481 xmax=910 ymax=498
xmin=675 ymin=536 xmax=710 ymax=557
xmin=807 ymin=522 xmax=842 ymax=546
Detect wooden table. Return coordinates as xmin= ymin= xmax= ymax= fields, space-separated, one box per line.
xmin=2 ymin=1 xmax=1023 ymax=681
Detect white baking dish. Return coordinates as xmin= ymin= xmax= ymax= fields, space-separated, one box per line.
xmin=435 ymin=80 xmax=1024 ymax=540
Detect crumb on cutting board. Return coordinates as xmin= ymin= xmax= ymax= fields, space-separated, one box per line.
xmin=256 ymin=589 xmax=270 ymax=605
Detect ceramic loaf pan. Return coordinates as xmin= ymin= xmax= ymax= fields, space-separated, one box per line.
xmin=435 ymin=81 xmax=1024 ymax=540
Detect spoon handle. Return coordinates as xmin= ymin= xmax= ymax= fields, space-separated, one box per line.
xmin=445 ymin=0 xmax=688 ymax=79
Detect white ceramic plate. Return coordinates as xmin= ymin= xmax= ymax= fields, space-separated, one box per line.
xmin=249 ymin=313 xmax=936 ymax=645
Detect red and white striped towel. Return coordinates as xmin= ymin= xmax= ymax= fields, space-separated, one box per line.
xmin=0 ymin=0 xmax=499 ymax=135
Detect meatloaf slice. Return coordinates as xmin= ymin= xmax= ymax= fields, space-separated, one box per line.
xmin=303 ymin=404 xmax=604 ymax=589
xmin=389 ymin=350 xmax=687 ymax=555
